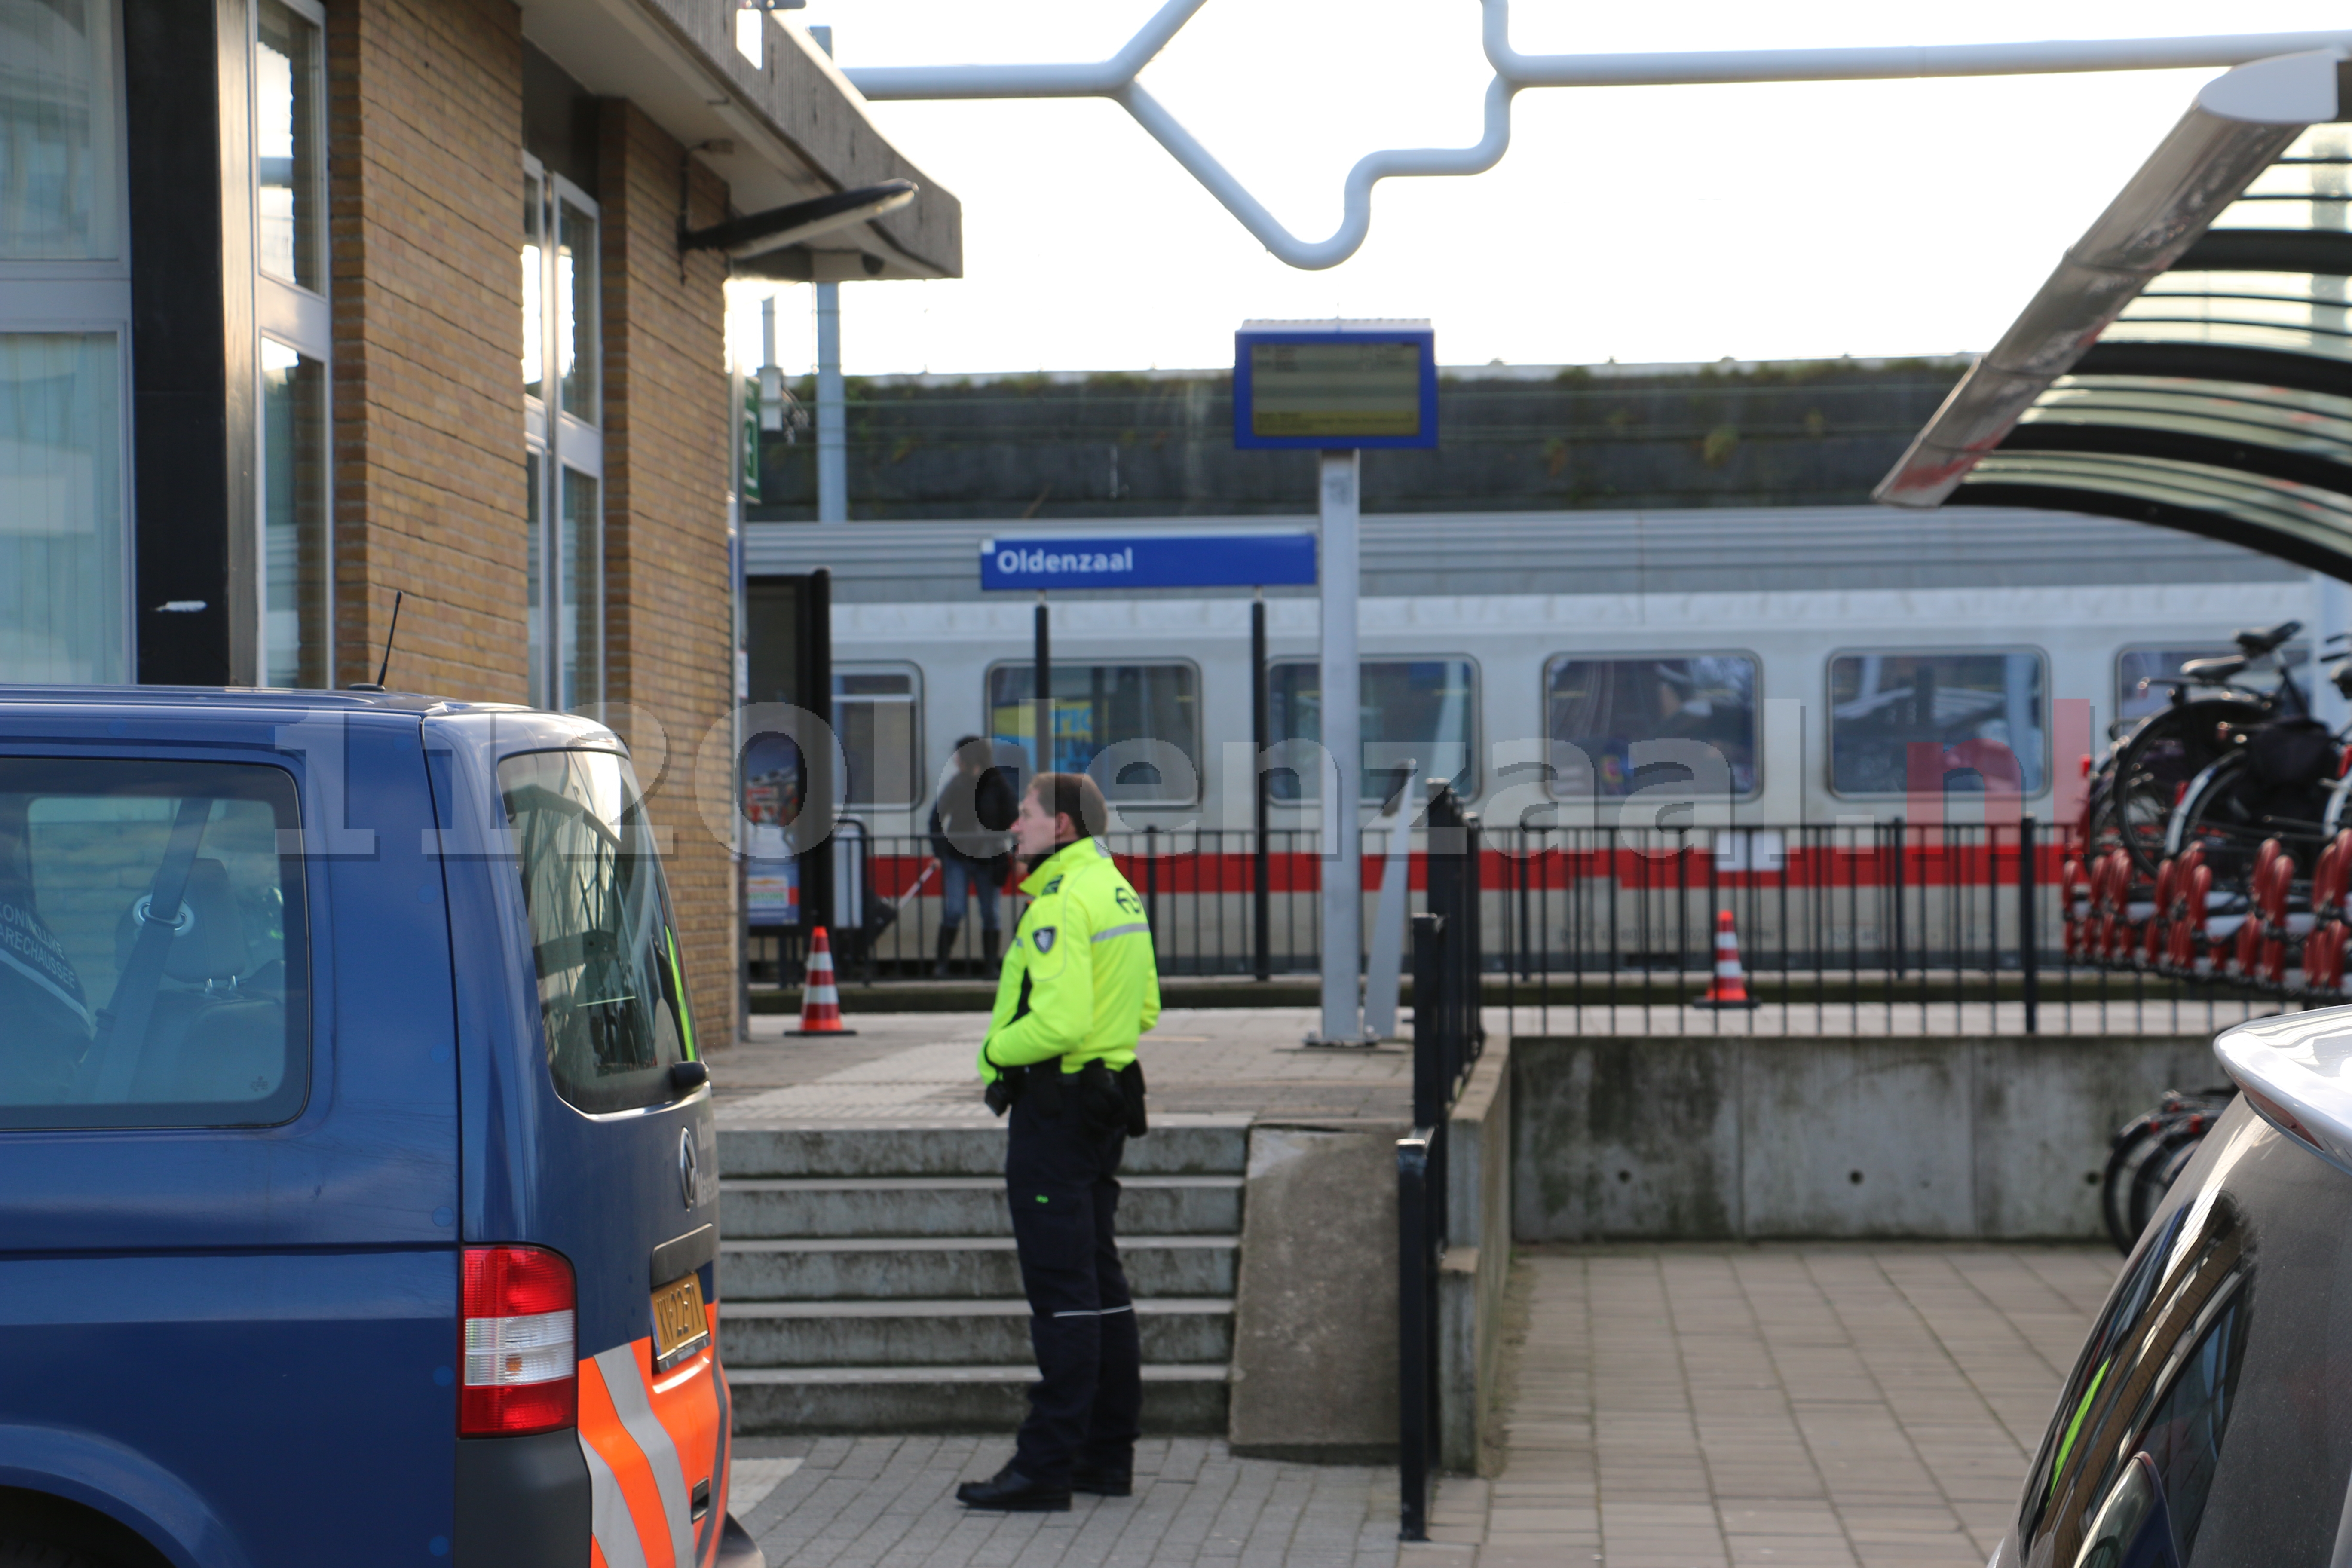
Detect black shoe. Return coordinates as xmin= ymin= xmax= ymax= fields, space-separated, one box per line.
xmin=1071 ymin=1463 xmax=1132 ymax=1497
xmin=956 ymin=1464 xmax=1072 ymax=1512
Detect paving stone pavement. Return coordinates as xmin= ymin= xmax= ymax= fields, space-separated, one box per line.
xmin=1409 ymin=1245 xmax=2119 ymax=1568
xmin=724 ymin=1244 xmax=2116 ymax=1568
xmin=731 ymin=1435 xmax=1401 ymax=1568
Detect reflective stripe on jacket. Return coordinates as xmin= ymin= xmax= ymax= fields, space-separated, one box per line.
xmin=979 ymin=836 xmax=1161 ymax=1078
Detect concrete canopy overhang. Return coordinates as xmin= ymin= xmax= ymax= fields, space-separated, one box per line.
xmin=1876 ymin=49 xmax=2352 ymax=581
xmin=517 ymin=0 xmax=962 ymax=280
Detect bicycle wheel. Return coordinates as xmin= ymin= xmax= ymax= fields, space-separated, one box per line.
xmin=2110 ymin=698 xmax=2260 ymax=879
xmin=2171 ymin=749 xmax=2335 ymax=896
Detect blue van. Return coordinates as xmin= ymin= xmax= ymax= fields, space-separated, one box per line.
xmin=0 ymin=689 xmax=755 ymax=1568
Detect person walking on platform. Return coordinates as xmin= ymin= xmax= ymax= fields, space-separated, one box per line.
xmin=956 ymin=771 xmax=1158 ymax=1513
xmin=928 ymin=736 xmax=1016 ymax=977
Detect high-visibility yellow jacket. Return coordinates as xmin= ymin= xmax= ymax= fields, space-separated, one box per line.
xmin=977 ymin=836 xmax=1160 ymax=1080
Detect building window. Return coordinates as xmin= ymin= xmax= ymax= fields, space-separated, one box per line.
xmin=523 ymin=158 xmax=602 ymax=712
xmin=1544 ymin=654 xmax=1759 ymax=798
xmin=259 ymin=340 xmax=326 ymax=687
xmin=986 ymin=661 xmax=1200 ymax=804
xmin=0 ymin=332 xmax=126 ymax=682
xmin=836 ymin=667 xmax=922 ymax=807
xmin=1268 ymin=658 xmax=1478 ymax=805
xmin=1828 ymin=650 xmax=2047 ymax=796
xmin=1 ymin=0 xmax=129 ymax=684
xmin=251 ymin=0 xmax=329 ymax=686
xmin=2116 ymin=643 xmax=2306 ymax=727
xmin=0 ymin=0 xmax=121 ymax=260
xmin=254 ymin=0 xmax=322 ymax=292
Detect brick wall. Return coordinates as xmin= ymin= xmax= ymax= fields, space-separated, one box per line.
xmin=599 ymin=101 xmax=738 ymax=1044
xmin=327 ymin=0 xmax=528 ymax=699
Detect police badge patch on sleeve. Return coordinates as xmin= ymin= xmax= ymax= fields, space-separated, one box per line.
xmin=1032 ymin=928 xmax=1056 ymax=953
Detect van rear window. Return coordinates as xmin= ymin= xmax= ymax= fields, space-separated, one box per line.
xmin=0 ymin=757 xmax=308 ymax=1128
xmin=499 ymin=750 xmax=693 ymax=1115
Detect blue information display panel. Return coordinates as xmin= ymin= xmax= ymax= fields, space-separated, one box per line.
xmin=1234 ymin=319 xmax=1437 ymax=451
xmin=981 ymin=532 xmax=1316 ymax=591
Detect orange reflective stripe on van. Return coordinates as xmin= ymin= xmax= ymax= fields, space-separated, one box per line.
xmin=578 ymin=1336 xmax=724 ymax=1568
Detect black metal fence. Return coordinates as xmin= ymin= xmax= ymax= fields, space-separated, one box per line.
xmin=756 ymin=815 xmax=2300 ymax=1036
xmin=1398 ymin=786 xmax=1485 ymax=1541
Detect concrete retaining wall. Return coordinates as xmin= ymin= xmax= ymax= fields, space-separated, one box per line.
xmin=1227 ymin=1124 xmax=1403 ymax=1462
xmin=1439 ymin=1038 xmax=1511 ymax=1474
xmin=1512 ymin=1034 xmax=2223 ymax=1241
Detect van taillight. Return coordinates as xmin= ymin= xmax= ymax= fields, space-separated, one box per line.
xmin=461 ymin=1246 xmax=577 ymax=1436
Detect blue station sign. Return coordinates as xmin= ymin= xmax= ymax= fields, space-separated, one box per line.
xmin=980 ymin=532 xmax=1317 ymax=591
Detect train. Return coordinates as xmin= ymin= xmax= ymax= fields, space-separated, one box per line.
xmin=748 ymin=504 xmax=2340 ymax=843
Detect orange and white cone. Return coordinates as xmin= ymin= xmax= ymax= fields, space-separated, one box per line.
xmin=1693 ymin=909 xmax=1760 ymax=1010
xmin=789 ymin=925 xmax=858 ymax=1036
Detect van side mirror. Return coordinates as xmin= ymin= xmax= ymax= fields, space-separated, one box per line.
xmin=669 ymin=1060 xmax=710 ymax=1093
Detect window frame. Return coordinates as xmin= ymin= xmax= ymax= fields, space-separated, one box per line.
xmin=832 ymin=661 xmax=923 ymax=808
xmin=1823 ymin=644 xmax=2052 ymax=800
xmin=1539 ymin=648 xmax=1765 ymax=804
xmin=0 ymin=0 xmax=134 ymax=683
xmin=250 ymin=0 xmax=331 ymax=688
xmin=981 ymin=656 xmax=1205 ymax=808
xmin=522 ymin=159 xmax=603 ymax=714
xmin=1266 ymin=652 xmax=1485 ymax=807
xmin=0 ymin=751 xmax=314 ymax=1130
xmin=496 ymin=746 xmax=694 ymax=1118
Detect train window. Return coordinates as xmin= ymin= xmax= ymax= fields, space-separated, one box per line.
xmin=1827 ymin=650 xmax=2047 ymax=797
xmin=1542 ymin=654 xmax=1758 ymax=799
xmin=834 ymin=666 xmax=922 ymax=807
xmin=2116 ymin=644 xmax=2308 ymax=727
xmin=984 ymin=661 xmax=1201 ymax=805
xmin=1268 ymin=658 xmax=1478 ymax=805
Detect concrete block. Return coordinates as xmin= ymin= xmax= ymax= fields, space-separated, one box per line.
xmin=1971 ymin=1035 xmax=2223 ymax=1237
xmin=1440 ymin=1037 xmax=1512 ymax=1473
xmin=1227 ymin=1124 xmax=1402 ymax=1460
xmin=1511 ymin=1036 xmax=1740 ymax=1241
xmin=1740 ymin=1039 xmax=1975 ymax=1238
xmin=720 ymin=1234 xmax=1240 ymax=1301
xmin=1510 ymin=1033 xmax=2221 ymax=1242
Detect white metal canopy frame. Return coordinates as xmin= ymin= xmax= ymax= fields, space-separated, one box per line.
xmin=1877 ymin=49 xmax=2352 ymax=584
xmin=845 ymin=0 xmax=2352 ymax=270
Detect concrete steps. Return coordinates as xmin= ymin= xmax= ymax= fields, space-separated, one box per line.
xmin=721 ymin=1174 xmax=1244 ymax=1239
xmin=718 ymin=1116 xmax=1249 ymax=1435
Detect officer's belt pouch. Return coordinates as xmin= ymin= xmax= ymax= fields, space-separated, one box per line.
xmin=1119 ymin=1061 xmax=1148 ymax=1138
xmin=1075 ymin=1059 xmax=1127 ymax=1135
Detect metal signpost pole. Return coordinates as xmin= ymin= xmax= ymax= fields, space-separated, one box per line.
xmin=1319 ymin=451 xmax=1362 ymax=1043
xmin=1252 ymin=588 xmax=1271 ymax=983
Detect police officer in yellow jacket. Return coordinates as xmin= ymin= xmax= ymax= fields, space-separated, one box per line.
xmin=955 ymin=771 xmax=1159 ymax=1513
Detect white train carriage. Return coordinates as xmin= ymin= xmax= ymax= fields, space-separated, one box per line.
xmin=747 ymin=505 xmax=2334 ymax=972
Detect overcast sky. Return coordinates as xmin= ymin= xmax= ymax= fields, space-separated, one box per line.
xmin=723 ymin=0 xmax=2352 ymax=377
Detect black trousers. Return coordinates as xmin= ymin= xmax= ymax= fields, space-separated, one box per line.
xmin=1005 ymin=1093 xmax=1141 ymax=1484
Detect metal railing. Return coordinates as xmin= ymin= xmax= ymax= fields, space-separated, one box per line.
xmin=751 ymin=816 xmax=2301 ymax=1036
xmin=1398 ymin=784 xmax=1486 ymax=1540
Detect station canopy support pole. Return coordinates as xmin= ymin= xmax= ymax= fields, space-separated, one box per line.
xmin=1318 ymin=450 xmax=1362 ymax=1044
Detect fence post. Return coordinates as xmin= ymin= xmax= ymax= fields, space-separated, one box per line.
xmin=2020 ymin=814 xmax=2038 ymax=1035
xmin=1396 ymin=1129 xmax=1434 ymax=1540
xmin=1145 ymin=824 xmax=1161 ymax=963
xmin=1412 ymin=912 xmax=1446 ymax=1128
xmin=1890 ymin=814 xmax=1906 ymax=980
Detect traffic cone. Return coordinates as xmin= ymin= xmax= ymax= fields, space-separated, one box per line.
xmin=1693 ymin=909 xmax=1760 ymax=1010
xmin=789 ymin=926 xmax=858 ymax=1036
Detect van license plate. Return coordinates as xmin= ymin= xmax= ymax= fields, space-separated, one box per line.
xmin=651 ymin=1272 xmax=711 ymax=1370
